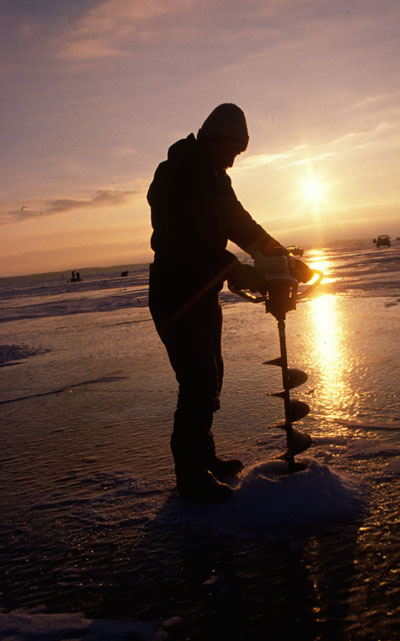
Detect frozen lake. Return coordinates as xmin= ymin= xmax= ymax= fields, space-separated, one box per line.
xmin=1 ymin=241 xmax=399 ymax=640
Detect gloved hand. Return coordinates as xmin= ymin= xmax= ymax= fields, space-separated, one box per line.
xmin=252 ymin=249 xmax=290 ymax=276
xmin=228 ymin=261 xmax=265 ymax=292
xmin=289 ymin=259 xmax=314 ymax=283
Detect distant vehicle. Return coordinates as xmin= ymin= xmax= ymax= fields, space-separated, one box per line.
xmin=286 ymin=245 xmax=304 ymax=257
xmin=374 ymin=235 xmax=391 ymax=248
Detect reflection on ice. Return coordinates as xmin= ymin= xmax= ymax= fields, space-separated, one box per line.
xmin=307 ymin=249 xmax=336 ymax=281
xmin=309 ymin=294 xmax=354 ymax=419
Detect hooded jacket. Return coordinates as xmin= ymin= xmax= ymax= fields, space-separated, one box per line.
xmin=148 ymin=134 xmax=282 ymax=298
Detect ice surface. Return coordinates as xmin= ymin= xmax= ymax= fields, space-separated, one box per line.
xmin=1 ymin=243 xmax=400 ymax=640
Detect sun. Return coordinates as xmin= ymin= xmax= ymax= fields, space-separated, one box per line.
xmin=301 ymin=175 xmax=326 ymax=206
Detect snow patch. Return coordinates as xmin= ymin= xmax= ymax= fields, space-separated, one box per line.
xmin=0 ymin=343 xmax=50 ymax=366
xmin=0 ymin=607 xmax=172 ymax=641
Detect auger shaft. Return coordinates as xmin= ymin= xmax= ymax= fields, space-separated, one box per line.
xmin=229 ymin=269 xmax=323 ymax=473
xmin=264 ymin=280 xmax=311 ymax=473
xmin=277 ymin=317 xmax=296 ymax=472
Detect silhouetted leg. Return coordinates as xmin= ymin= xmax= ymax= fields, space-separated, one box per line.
xmin=164 ymin=299 xmax=223 ymax=478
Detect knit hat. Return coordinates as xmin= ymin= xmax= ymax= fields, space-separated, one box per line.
xmin=197 ymin=103 xmax=249 ymax=152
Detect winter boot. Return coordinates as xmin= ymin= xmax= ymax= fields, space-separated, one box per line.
xmin=208 ymin=457 xmax=244 ymax=481
xmin=176 ymin=468 xmax=233 ymax=502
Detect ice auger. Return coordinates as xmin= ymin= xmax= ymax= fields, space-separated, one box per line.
xmin=229 ymin=263 xmax=323 ymax=473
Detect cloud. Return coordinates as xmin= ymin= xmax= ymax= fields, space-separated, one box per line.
xmin=234 ymin=146 xmax=307 ymax=171
xmin=280 ymin=153 xmax=334 ymax=169
xmin=57 ymin=0 xmax=193 ymax=61
xmin=235 ymin=111 xmax=400 ymax=177
xmin=234 ymin=144 xmax=333 ymax=173
xmin=329 ymin=119 xmax=400 ymax=152
xmin=60 ymin=38 xmax=123 ymax=61
xmin=46 ymin=189 xmax=136 ymax=213
xmin=1 ymin=189 xmax=137 ymax=224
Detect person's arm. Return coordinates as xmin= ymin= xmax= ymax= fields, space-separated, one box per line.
xmin=218 ymin=175 xmax=288 ymax=257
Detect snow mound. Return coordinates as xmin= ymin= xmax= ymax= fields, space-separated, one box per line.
xmin=235 ymin=458 xmax=363 ymax=529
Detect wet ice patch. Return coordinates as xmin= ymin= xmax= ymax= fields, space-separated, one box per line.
xmin=33 ymin=470 xmax=170 ymax=530
xmin=1 ymin=373 xmax=128 ymax=405
xmin=344 ymin=438 xmax=400 ymax=459
xmin=382 ymin=458 xmax=400 ymax=477
xmin=334 ymin=418 xmax=400 ymax=432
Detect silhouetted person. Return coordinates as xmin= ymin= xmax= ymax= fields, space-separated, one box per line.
xmin=148 ymin=104 xmax=310 ymax=501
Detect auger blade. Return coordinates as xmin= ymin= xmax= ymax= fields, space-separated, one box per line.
xmin=288 ymin=399 xmax=310 ymax=422
xmin=269 ymin=368 xmax=308 ymax=397
xmin=263 ymin=357 xmax=282 ymax=366
xmin=290 ymin=427 xmax=312 ymax=454
xmin=269 ymin=391 xmax=286 ymax=398
xmin=263 ymin=363 xmax=308 ymax=388
xmin=287 ymin=368 xmax=308 ymax=389
xmin=266 ymin=422 xmax=287 ymax=430
xmin=283 ymin=427 xmax=312 ymax=456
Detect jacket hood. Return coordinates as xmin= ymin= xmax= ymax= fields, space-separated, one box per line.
xmin=167 ymin=133 xmax=198 ymax=163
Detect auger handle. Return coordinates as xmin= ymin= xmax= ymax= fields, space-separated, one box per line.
xmin=296 ymin=269 xmax=324 ymax=302
xmin=228 ymin=269 xmax=323 ymax=304
xmin=227 ymin=286 xmax=266 ymax=303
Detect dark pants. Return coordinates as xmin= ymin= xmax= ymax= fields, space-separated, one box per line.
xmin=149 ymin=267 xmax=223 ymax=479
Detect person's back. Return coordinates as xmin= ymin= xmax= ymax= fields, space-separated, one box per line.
xmin=148 ymin=133 xmax=227 ymax=297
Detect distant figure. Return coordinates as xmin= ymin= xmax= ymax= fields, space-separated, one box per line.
xmin=70 ymin=271 xmax=82 ymax=282
xmin=286 ymin=245 xmax=304 ymax=257
xmin=121 ymin=271 xmax=129 ymax=277
xmin=147 ymin=103 xmax=312 ymax=502
xmin=376 ymin=235 xmax=390 ymax=248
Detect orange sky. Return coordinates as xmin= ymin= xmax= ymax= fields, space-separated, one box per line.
xmin=1 ymin=0 xmax=400 ymax=276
